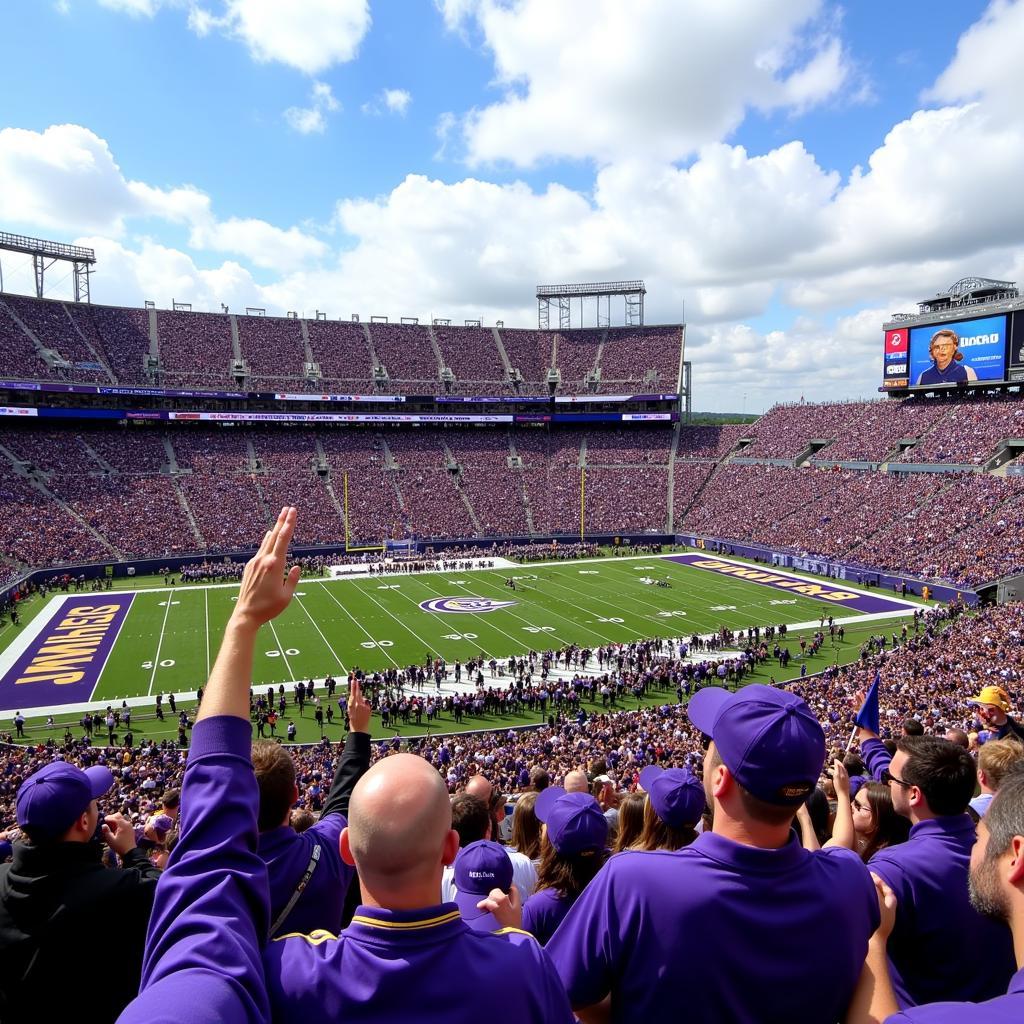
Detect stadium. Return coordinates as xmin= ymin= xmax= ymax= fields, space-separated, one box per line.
xmin=2 ymin=3 xmax=1024 ymax=1022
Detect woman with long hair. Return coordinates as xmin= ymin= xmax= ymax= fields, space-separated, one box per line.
xmin=633 ymin=765 xmax=706 ymax=852
xmin=612 ymin=791 xmax=646 ymax=853
xmin=509 ymin=790 xmax=543 ymax=865
xmin=851 ymin=781 xmax=910 ymax=861
xmin=521 ymin=788 xmax=609 ymax=944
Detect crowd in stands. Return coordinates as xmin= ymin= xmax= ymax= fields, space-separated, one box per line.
xmin=156 ymin=310 xmax=235 ymax=388
xmin=2 ymin=510 xmax=1024 ymax=1023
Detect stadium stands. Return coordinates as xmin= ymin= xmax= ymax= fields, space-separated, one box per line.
xmin=156 ymin=310 xmax=234 ymax=388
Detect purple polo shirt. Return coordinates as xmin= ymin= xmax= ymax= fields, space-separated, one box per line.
xmin=258 ymin=816 xmax=350 ymax=935
xmin=546 ymin=832 xmax=879 ymax=1023
xmin=869 ymin=815 xmax=1016 ymax=1008
xmin=522 ymin=886 xmax=573 ymax=945
xmin=264 ymin=903 xmax=573 ymax=1022
xmin=885 ymin=966 xmax=1024 ymax=1023
xmin=119 ymin=716 xmax=270 ymax=1024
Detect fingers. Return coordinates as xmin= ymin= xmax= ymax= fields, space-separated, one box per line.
xmin=272 ymin=507 xmax=297 ymax=560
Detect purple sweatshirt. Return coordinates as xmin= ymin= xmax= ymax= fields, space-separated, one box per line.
xmin=117 ymin=716 xmax=270 ymax=1024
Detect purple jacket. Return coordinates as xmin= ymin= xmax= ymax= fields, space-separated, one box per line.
xmin=117 ymin=716 xmax=270 ymax=1024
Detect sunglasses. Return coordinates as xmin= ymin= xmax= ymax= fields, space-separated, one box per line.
xmin=881 ymin=769 xmax=913 ymax=789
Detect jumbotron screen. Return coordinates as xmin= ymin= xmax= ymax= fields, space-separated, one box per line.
xmin=882 ymin=313 xmax=1009 ymax=390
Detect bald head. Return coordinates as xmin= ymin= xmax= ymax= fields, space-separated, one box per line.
xmin=345 ymin=754 xmax=455 ymax=897
xmin=465 ymin=774 xmax=492 ymax=803
xmin=564 ymin=770 xmax=589 ymax=794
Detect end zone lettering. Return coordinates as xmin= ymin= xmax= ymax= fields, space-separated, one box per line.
xmin=670 ymin=553 xmax=913 ymax=614
xmin=0 ymin=594 xmax=135 ymax=711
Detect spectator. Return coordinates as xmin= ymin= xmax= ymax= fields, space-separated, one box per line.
xmin=633 ymin=764 xmax=706 ymax=851
xmin=521 ymin=788 xmax=608 ymax=944
xmin=546 ymin=684 xmax=880 ymax=1023
xmin=848 ymin=769 xmax=1024 ymax=1022
xmin=0 ymin=761 xmax=160 ymax=1021
xmin=858 ymin=732 xmax=1016 ymax=1007
xmin=253 ymin=677 xmax=370 ymax=937
xmin=968 ymin=686 xmax=1024 ymax=743
xmin=612 ymin=792 xmax=646 ymax=852
xmin=450 ymin=839 xmax=516 ymax=933
xmin=971 ymin=738 xmax=1024 ymax=818
xmin=509 ymin=791 xmax=543 ymax=864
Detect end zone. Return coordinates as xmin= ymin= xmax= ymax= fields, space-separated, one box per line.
xmin=666 ymin=554 xmax=925 ymax=614
xmin=0 ymin=593 xmax=135 ymax=712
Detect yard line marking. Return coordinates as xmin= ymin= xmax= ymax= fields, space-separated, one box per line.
xmin=148 ymin=594 xmax=174 ymax=696
xmin=349 ymin=579 xmax=471 ymax=661
xmin=312 ymin=581 xmax=401 ymax=668
xmin=464 ymin=572 xmax=619 ymax=645
xmin=204 ymin=588 xmax=211 ymax=680
xmin=294 ymin=593 xmax=347 ymax=674
xmin=268 ymin=619 xmax=297 ymax=682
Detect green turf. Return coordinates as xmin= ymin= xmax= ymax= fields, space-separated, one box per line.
xmin=10 ymin=616 xmax=908 ymax=747
xmin=28 ymin=555 xmax=877 ymax=700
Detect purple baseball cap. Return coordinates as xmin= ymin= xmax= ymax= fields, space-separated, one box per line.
xmin=16 ymin=761 xmax=114 ymax=839
xmin=638 ymin=766 xmax=706 ymax=829
xmin=534 ymin=787 xmax=608 ymax=856
xmin=688 ymin=684 xmax=825 ymax=806
xmin=452 ymin=840 xmax=513 ymax=931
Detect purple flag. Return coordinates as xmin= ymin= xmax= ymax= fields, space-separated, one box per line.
xmin=855 ymin=671 xmax=881 ymax=734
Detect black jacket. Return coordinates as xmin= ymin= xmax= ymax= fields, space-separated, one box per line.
xmin=0 ymin=839 xmax=160 ymax=1023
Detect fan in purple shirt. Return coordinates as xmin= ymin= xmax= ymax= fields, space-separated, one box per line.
xmin=546 ymin=683 xmax=880 ymax=1024
xmin=847 ymin=769 xmax=1024 ymax=1024
xmin=521 ymin=787 xmax=608 ymax=944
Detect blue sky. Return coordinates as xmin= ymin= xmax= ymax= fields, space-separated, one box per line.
xmin=1 ymin=0 xmax=1022 ymax=410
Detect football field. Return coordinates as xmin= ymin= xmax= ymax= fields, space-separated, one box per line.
xmin=0 ymin=552 xmax=922 ymax=716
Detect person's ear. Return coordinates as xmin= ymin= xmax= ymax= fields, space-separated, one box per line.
xmin=339 ymin=827 xmax=355 ymax=867
xmin=1006 ymin=835 xmax=1024 ymax=886
xmin=711 ymin=762 xmax=731 ymax=801
xmin=442 ymin=828 xmax=460 ymax=867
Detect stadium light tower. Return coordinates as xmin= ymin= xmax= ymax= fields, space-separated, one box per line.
xmin=536 ymin=281 xmax=646 ymax=330
xmin=0 ymin=231 xmax=96 ymax=303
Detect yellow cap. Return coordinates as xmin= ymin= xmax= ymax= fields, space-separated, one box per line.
xmin=967 ymin=685 xmax=1012 ymax=713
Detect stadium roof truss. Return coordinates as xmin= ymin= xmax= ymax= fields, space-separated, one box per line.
xmin=536 ymin=280 xmax=646 ymax=330
xmin=0 ymin=231 xmax=96 ymax=303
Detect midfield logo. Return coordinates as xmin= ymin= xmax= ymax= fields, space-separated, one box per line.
xmin=419 ymin=597 xmax=518 ymax=614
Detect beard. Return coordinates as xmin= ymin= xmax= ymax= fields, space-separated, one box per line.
xmin=968 ymin=854 xmax=1009 ymax=924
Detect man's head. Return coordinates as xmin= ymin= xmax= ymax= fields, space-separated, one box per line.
xmin=902 ymin=719 xmax=924 ymax=738
xmin=945 ymin=728 xmax=971 ymax=749
xmin=968 ymin=769 xmax=1024 ymax=924
xmin=978 ymin=739 xmax=1024 ymax=795
xmin=465 ymin=774 xmax=492 ymax=804
xmin=341 ymin=753 xmax=458 ymax=905
xmin=161 ymin=788 xmax=180 ymax=819
xmin=16 ymin=761 xmax=114 ymax=844
xmin=689 ymin=684 xmax=825 ymax=830
xmin=530 ymin=767 xmax=550 ymax=792
xmin=929 ymin=329 xmax=961 ymax=371
xmin=887 ymin=736 xmax=976 ymax=821
xmin=969 ymin=685 xmax=1012 ymax=728
xmin=563 ymin=770 xmax=589 ymax=794
xmin=450 ymin=793 xmax=490 ymax=846
xmin=251 ymin=740 xmax=298 ymax=831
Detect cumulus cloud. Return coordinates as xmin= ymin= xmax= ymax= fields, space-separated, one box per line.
xmin=362 ymin=88 xmax=412 ymax=117
xmin=106 ymin=0 xmax=371 ymax=73
xmin=284 ymin=81 xmax=341 ymax=135
xmin=448 ymin=0 xmax=858 ymax=166
xmin=0 ymin=124 xmax=325 ymax=275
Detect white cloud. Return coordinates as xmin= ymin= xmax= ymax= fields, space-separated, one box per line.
xmin=362 ymin=88 xmax=412 ymax=117
xmin=450 ymin=0 xmax=857 ymax=166
xmin=188 ymin=0 xmax=370 ymax=73
xmin=284 ymin=80 xmax=341 ymax=135
xmin=97 ymin=0 xmax=163 ymax=14
xmin=926 ymin=0 xmax=1024 ymax=118
xmin=0 ymin=124 xmax=325 ymax=275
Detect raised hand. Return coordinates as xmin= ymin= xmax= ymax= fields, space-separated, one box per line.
xmin=232 ymin=507 xmax=301 ymax=631
xmin=348 ymin=678 xmax=372 ymax=735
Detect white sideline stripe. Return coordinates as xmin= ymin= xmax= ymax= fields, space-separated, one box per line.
xmin=0 ymin=594 xmax=72 ymax=680
xmin=147 ymin=594 xmax=174 ymax=696
xmin=7 ymin=607 xmax=915 ymax=720
xmin=90 ymin=593 xmax=137 ymax=701
xmin=204 ymin=589 xmax=211 ymax=679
